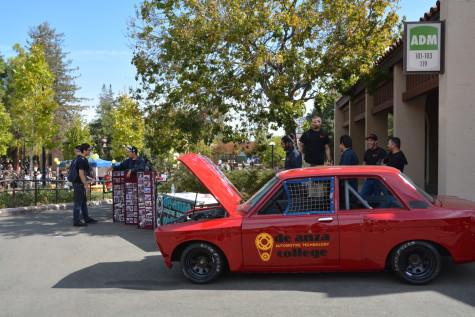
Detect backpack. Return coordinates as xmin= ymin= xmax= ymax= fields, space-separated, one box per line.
xmin=67 ymin=158 xmax=78 ymax=182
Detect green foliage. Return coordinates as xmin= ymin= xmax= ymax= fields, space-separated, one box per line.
xmin=257 ymin=135 xmax=286 ymax=169
xmin=5 ymin=44 xmax=59 ymax=152
xmin=0 ymin=55 xmax=7 ymax=102
xmin=90 ymin=84 xmax=116 ymax=159
xmin=131 ymin=0 xmax=399 ymax=155
xmin=62 ymin=116 xmax=94 ymax=160
xmin=110 ymin=95 xmax=145 ymax=159
xmin=159 ymin=164 xmax=275 ymax=201
xmin=28 ymin=22 xmax=81 ymax=146
xmin=224 ymin=168 xmax=275 ymax=200
xmin=0 ymin=102 xmax=13 ymax=155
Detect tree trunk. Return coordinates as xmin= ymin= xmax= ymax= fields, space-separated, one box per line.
xmin=10 ymin=147 xmax=20 ymax=172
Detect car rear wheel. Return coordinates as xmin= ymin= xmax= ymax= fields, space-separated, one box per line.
xmin=180 ymin=242 xmax=224 ymax=284
xmin=391 ymin=241 xmax=442 ymax=285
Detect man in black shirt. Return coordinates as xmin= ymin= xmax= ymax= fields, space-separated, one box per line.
xmin=113 ymin=146 xmax=146 ymax=177
xmin=361 ymin=133 xmax=387 ymax=199
xmin=363 ymin=133 xmax=387 ymax=165
xmin=299 ymin=116 xmax=332 ymax=166
xmin=384 ymin=137 xmax=408 ymax=172
xmin=72 ymin=143 xmax=97 ymax=226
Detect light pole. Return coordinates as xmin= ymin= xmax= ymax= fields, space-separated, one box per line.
xmin=269 ymin=141 xmax=275 ymax=169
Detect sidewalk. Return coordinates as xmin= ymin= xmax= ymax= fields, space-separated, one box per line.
xmin=0 ymin=199 xmax=112 ymax=217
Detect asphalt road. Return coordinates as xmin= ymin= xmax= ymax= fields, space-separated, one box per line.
xmin=0 ymin=206 xmax=474 ymax=317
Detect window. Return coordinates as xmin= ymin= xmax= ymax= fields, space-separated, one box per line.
xmin=284 ymin=178 xmax=334 ymax=214
xmin=257 ymin=177 xmax=335 ymax=215
xmin=247 ymin=176 xmax=279 ymax=209
xmin=258 ymin=187 xmax=288 ymax=215
xmin=399 ymin=173 xmax=434 ymax=206
xmin=339 ymin=177 xmax=403 ymax=210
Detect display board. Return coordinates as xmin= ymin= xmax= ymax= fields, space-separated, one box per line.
xmin=124 ymin=177 xmax=139 ymax=225
xmin=112 ymin=171 xmax=125 ymax=222
xmin=137 ymin=172 xmax=155 ymax=229
xmin=112 ymin=171 xmax=156 ymax=229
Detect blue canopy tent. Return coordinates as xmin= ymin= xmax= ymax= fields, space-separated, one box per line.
xmin=89 ymin=157 xmax=113 ymax=168
xmin=58 ymin=157 xmax=114 ymax=168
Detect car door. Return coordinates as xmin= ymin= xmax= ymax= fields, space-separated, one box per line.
xmin=241 ymin=177 xmax=340 ymax=269
xmin=336 ymin=176 xmax=407 ymax=270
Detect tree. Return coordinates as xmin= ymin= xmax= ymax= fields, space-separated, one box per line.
xmin=0 ymin=55 xmax=7 ymax=102
xmin=28 ymin=22 xmax=81 ymax=129
xmin=62 ymin=116 xmax=94 ymax=160
xmin=131 ymin=0 xmax=399 ymax=154
xmin=110 ymin=95 xmax=145 ymax=159
xmin=0 ymin=102 xmax=12 ymax=155
xmin=90 ymin=84 xmax=116 ymax=159
xmin=5 ymin=44 xmax=58 ymax=170
xmin=256 ymin=135 xmax=286 ymax=169
xmin=0 ymin=57 xmax=11 ymax=155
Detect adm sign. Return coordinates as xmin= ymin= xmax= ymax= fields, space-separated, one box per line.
xmin=404 ymin=22 xmax=444 ymax=73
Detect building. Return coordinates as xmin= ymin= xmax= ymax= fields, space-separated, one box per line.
xmin=334 ymin=0 xmax=475 ymax=200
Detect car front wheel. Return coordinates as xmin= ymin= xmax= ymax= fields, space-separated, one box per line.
xmin=180 ymin=242 xmax=224 ymax=284
xmin=391 ymin=241 xmax=442 ymax=285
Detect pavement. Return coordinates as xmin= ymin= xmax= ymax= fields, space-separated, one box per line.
xmin=0 ymin=206 xmax=474 ymax=317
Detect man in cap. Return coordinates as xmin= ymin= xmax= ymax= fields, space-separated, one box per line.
xmin=363 ymin=133 xmax=387 ymax=166
xmin=361 ymin=133 xmax=387 ymax=199
xmin=113 ymin=146 xmax=146 ymax=178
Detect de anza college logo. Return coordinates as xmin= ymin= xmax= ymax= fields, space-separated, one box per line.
xmin=255 ymin=233 xmax=274 ymax=262
xmin=255 ymin=232 xmax=331 ymax=262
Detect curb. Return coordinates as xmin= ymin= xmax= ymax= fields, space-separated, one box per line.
xmin=0 ymin=199 xmax=113 ymax=217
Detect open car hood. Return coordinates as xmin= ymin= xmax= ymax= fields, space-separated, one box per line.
xmin=178 ymin=154 xmax=242 ymax=213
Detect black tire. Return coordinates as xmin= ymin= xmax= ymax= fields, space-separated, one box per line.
xmin=391 ymin=241 xmax=442 ymax=285
xmin=180 ymin=242 xmax=224 ymax=284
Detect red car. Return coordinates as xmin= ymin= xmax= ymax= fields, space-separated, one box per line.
xmin=155 ymin=154 xmax=475 ymax=284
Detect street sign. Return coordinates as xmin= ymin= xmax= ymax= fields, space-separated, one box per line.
xmin=404 ymin=21 xmax=444 ymax=73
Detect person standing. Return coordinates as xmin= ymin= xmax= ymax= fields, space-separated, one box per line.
xmin=338 ymin=135 xmax=358 ymax=193
xmin=361 ymin=133 xmax=387 ymax=198
xmin=363 ymin=134 xmax=387 ymax=165
xmin=113 ymin=146 xmax=146 ymax=177
xmin=299 ymin=115 xmax=332 ymax=166
xmin=281 ymin=135 xmax=302 ymax=170
xmin=72 ymin=143 xmax=97 ymax=227
xmin=338 ymin=135 xmax=359 ymax=166
xmin=384 ymin=137 xmax=408 ymax=172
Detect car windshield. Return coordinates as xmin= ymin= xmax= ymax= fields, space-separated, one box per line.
xmin=245 ymin=176 xmax=279 ymax=210
xmin=399 ymin=173 xmax=435 ymax=204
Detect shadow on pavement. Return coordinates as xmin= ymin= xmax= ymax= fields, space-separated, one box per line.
xmin=0 ymin=205 xmax=157 ymax=252
xmin=2 ymin=205 xmax=475 ymax=307
xmin=53 ymin=254 xmax=475 ymax=307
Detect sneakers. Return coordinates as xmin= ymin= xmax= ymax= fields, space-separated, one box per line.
xmin=85 ymin=218 xmax=98 ymax=224
xmin=73 ymin=221 xmax=87 ymax=227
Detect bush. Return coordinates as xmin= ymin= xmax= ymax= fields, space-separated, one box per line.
xmin=225 ymin=168 xmax=275 ymax=200
xmin=159 ymin=165 xmax=275 ymax=201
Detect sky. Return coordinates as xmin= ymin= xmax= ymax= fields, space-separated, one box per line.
xmin=0 ymin=0 xmax=437 ymax=122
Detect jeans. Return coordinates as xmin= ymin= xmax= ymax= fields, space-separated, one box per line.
xmin=361 ymin=179 xmax=383 ymax=199
xmin=73 ymin=183 xmax=89 ymax=223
